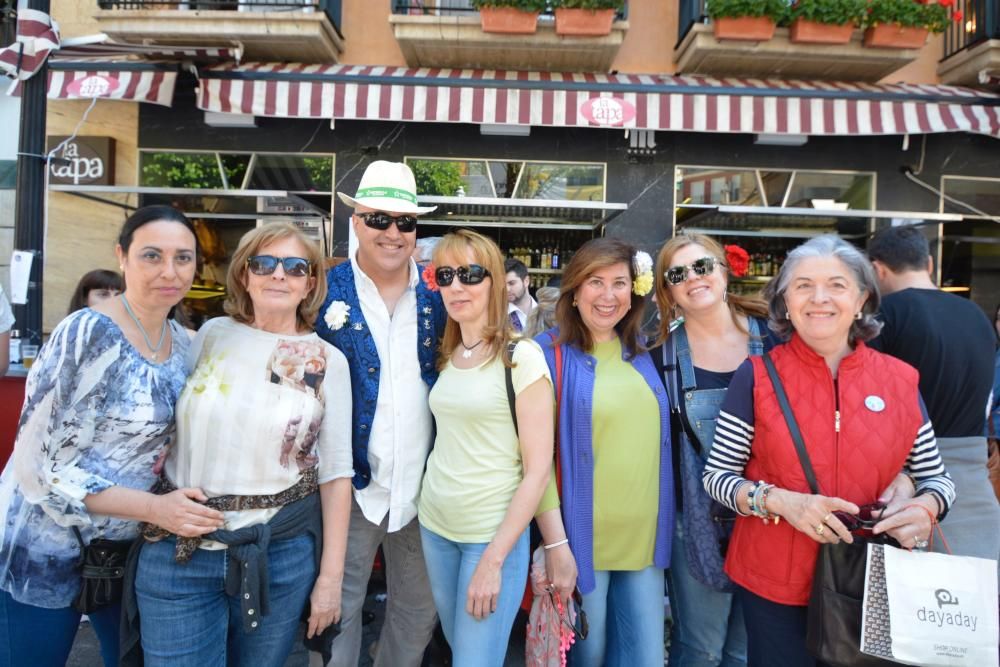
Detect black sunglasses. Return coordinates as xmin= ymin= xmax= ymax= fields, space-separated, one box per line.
xmin=434 ymin=264 xmax=491 ymax=287
xmin=355 ymin=211 xmax=418 ymax=233
xmin=247 ymin=255 xmax=312 ymax=278
xmin=549 ymin=589 xmax=589 ymax=640
xmin=832 ymin=502 xmax=887 ymax=532
xmin=664 ymin=256 xmax=720 ymax=286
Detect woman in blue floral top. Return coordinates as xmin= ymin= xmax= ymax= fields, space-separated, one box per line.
xmin=0 ymin=206 xmax=224 ymax=666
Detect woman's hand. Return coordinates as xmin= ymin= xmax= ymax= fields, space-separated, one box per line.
xmin=872 ymin=495 xmax=936 ymax=549
xmin=466 ymin=549 xmax=504 ymax=620
xmin=877 ymin=472 xmax=916 ymax=516
xmin=768 ymin=488 xmax=860 ymax=544
xmin=147 ymin=488 xmax=225 ymax=537
xmin=543 ymin=543 xmax=578 ymax=607
xmin=306 ymin=575 xmax=342 ymax=639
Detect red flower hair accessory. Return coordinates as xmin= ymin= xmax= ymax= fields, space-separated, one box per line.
xmin=422 ymin=262 xmax=439 ymax=291
xmin=724 ymin=245 xmax=750 ymax=278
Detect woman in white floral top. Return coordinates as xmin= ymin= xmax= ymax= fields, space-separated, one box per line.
xmin=0 ymin=206 xmax=222 ymax=666
xmin=134 ymin=222 xmax=353 ymax=666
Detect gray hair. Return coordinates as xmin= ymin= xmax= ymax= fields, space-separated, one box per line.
xmin=763 ymin=234 xmax=882 ymax=344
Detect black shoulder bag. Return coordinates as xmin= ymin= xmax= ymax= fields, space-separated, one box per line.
xmin=72 ymin=527 xmax=132 ymax=614
xmin=762 ymin=353 xmax=895 ymax=667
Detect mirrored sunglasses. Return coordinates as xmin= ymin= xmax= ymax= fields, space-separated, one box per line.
xmin=356 ymin=211 xmax=418 ymax=233
xmin=434 ymin=264 xmax=491 ymax=287
xmin=247 ymin=255 xmax=312 ymax=278
xmin=664 ymin=256 xmax=720 ymax=286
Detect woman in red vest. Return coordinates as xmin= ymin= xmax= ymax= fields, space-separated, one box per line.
xmin=702 ymin=234 xmax=955 ymax=667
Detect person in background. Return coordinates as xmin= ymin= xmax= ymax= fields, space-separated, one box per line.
xmin=535 ymin=237 xmax=673 ymax=667
xmin=0 ymin=282 xmax=12 ymax=376
xmin=314 ymin=161 xmax=446 ymax=667
xmin=650 ymin=233 xmax=779 ymax=667
xmin=134 ymin=222 xmax=352 ymax=665
xmin=505 ymin=258 xmax=536 ymax=333
xmin=0 ymin=205 xmax=222 ymax=666
xmin=412 ymin=236 xmax=442 ymax=266
xmin=703 ymin=235 xmax=955 ymax=667
xmin=418 ymin=230 xmax=553 ymax=666
xmin=867 ymin=225 xmax=998 ymax=562
xmin=68 ymin=269 xmax=124 ymax=313
xmin=522 ymin=285 xmax=559 ymax=339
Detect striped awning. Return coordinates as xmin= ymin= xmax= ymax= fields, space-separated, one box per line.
xmin=196 ymin=64 xmax=1000 ymax=139
xmin=11 ymin=61 xmax=178 ymax=106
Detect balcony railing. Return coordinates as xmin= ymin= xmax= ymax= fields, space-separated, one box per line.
xmin=390 ymin=1 xmax=627 ymax=20
xmin=942 ymin=0 xmax=999 ymax=60
xmin=96 ymin=1 xmax=343 ymax=36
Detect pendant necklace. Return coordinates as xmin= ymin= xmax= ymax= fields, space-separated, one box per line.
xmin=460 ymin=339 xmax=483 ymax=360
xmin=120 ymin=294 xmax=168 ymax=361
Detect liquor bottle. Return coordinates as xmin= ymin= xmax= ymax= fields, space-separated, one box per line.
xmin=551 ymin=243 xmax=560 ymax=270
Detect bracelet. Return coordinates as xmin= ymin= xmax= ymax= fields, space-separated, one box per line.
xmin=905 ymin=502 xmax=938 ymax=525
xmin=543 ymin=538 xmax=569 ymax=550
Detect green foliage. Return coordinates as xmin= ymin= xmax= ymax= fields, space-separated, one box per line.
xmin=790 ymin=0 xmax=867 ymax=26
xmin=862 ymin=0 xmax=951 ymax=33
xmin=472 ymin=0 xmax=548 ymax=12
xmin=141 ymin=152 xmax=235 ymax=189
xmin=707 ymin=0 xmax=787 ymax=21
xmin=410 ymin=160 xmax=465 ymax=197
xmin=552 ymin=0 xmax=627 ymax=9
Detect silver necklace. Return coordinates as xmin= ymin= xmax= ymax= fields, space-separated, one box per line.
xmin=120 ymin=294 xmax=168 ymax=361
xmin=460 ymin=339 xmax=483 ymax=359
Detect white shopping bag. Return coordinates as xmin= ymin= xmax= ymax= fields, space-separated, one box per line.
xmin=860 ymin=541 xmax=998 ymax=666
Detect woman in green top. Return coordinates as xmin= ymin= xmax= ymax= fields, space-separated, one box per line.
xmin=418 ymin=230 xmax=554 ymax=667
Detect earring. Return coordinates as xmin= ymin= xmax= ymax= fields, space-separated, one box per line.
xmin=572 ymin=300 xmax=578 ymax=308
xmin=854 ymin=311 xmax=863 ymax=320
xmin=723 ymin=291 xmax=729 ymax=303
xmin=784 ymin=312 xmax=790 ymax=320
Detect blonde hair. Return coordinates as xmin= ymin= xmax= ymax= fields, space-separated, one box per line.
xmin=224 ymin=222 xmax=327 ymax=331
xmin=432 ymin=229 xmax=514 ymax=370
xmin=653 ymin=232 xmax=768 ymax=346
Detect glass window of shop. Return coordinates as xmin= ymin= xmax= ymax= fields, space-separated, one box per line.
xmin=139 ymin=150 xmax=334 ymax=195
xmin=404 ymin=157 xmax=606 ymax=202
xmin=936 ymin=176 xmax=1000 ymax=306
xmin=676 ymin=167 xmax=874 ymax=209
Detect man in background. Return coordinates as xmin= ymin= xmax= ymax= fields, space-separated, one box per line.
xmin=504 ymin=258 xmax=536 ymax=333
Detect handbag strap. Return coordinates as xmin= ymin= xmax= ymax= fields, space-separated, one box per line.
xmin=505 ymin=341 xmax=519 ymax=437
xmin=762 ymin=352 xmax=821 ymax=495
xmin=548 ymin=332 xmax=565 ymax=495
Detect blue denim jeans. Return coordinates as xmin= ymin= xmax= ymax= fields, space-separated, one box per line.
xmin=737 ymin=587 xmax=821 ymax=667
xmin=0 ymin=588 xmax=121 ymax=666
xmin=668 ymin=519 xmax=747 ymax=667
xmin=419 ymin=525 xmax=528 ymax=667
xmin=135 ymin=533 xmax=315 ymax=667
xmin=569 ymin=567 xmax=666 ymax=667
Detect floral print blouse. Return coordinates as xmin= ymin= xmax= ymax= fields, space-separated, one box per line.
xmin=0 ymin=309 xmax=189 ymax=608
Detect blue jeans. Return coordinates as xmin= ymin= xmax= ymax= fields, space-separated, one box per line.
xmin=569 ymin=567 xmax=665 ymax=667
xmin=737 ymin=587 xmax=823 ymax=667
xmin=0 ymin=588 xmax=121 ymax=666
xmin=668 ymin=519 xmax=747 ymax=667
xmin=419 ymin=525 xmax=528 ymax=667
xmin=135 ymin=533 xmax=315 ymax=667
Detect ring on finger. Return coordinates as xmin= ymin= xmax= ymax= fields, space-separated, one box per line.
xmin=814 ymin=523 xmax=825 ymax=535
xmin=823 ymin=513 xmax=833 ymax=522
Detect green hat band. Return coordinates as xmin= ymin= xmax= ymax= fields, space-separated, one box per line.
xmin=354 ymin=187 xmax=417 ymax=205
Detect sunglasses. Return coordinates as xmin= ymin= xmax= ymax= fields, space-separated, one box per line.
xmin=549 ymin=589 xmax=589 ymax=640
xmin=664 ymin=257 xmax=720 ymax=286
xmin=355 ymin=211 xmax=418 ymax=233
xmin=434 ymin=264 xmax=491 ymax=287
xmin=832 ymin=502 xmax=887 ymax=532
xmin=246 ymin=255 xmax=312 ymax=278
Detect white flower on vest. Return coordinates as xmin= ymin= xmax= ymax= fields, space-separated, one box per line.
xmin=324 ymin=301 xmax=351 ymax=331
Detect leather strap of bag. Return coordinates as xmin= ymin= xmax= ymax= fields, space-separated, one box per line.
xmin=505 ymin=341 xmax=519 ymax=437
xmin=762 ymin=352 xmax=821 ymax=496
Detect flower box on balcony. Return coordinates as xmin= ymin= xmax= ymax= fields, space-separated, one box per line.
xmin=554 ymin=8 xmax=617 ymax=36
xmin=790 ymin=18 xmax=855 ymax=44
xmin=479 ymin=7 xmax=539 ymax=34
xmin=713 ymin=16 xmax=777 ymax=41
xmin=863 ymin=24 xmax=929 ymax=48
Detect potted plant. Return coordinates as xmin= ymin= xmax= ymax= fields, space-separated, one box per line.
xmin=789 ymin=0 xmax=867 ymax=44
xmin=707 ymin=0 xmax=788 ymax=41
xmin=472 ymin=0 xmax=546 ymax=35
xmin=862 ymin=0 xmax=959 ymax=49
xmin=552 ymin=0 xmax=626 ymax=37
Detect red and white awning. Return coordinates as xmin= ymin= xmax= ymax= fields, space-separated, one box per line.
xmin=196 ymin=64 xmax=1000 ymax=139
xmin=44 ymin=65 xmax=177 ymax=106
xmin=0 ymin=8 xmax=59 ymax=81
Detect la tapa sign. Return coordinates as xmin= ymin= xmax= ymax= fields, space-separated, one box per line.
xmin=46 ymin=136 xmax=115 ymax=186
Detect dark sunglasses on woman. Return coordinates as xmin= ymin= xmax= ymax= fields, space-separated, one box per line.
xmin=435 ymin=264 xmax=491 ymax=287
xmin=355 ymin=211 xmax=418 ymax=233
xmin=664 ymin=256 xmax=720 ymax=286
xmin=246 ymin=255 xmax=312 ymax=278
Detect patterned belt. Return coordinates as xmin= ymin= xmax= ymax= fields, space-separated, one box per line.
xmin=141 ymin=467 xmax=319 ymax=562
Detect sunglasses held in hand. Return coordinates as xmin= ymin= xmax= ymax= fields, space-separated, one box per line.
xmin=434 ymin=264 xmax=491 ymax=287
xmin=664 ymin=257 xmax=721 ymax=286
xmin=832 ymin=502 xmax=887 ymax=532
xmin=549 ymin=588 xmax=589 ymax=641
xmin=246 ymin=255 xmax=312 ymax=277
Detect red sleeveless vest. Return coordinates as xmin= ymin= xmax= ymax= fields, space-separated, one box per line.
xmin=724 ymin=334 xmax=923 ymax=605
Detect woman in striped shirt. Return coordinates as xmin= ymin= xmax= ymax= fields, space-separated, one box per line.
xmin=702 ymin=235 xmax=954 ymax=667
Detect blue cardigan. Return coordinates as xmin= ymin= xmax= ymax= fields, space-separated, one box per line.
xmin=534 ymin=328 xmax=674 ymax=594
xmin=315 ymin=260 xmax=447 ymax=489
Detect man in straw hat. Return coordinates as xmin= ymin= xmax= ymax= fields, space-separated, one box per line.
xmin=313 ymin=161 xmax=446 ymax=666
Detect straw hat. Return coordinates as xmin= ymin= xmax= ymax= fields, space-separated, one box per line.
xmin=337 ymin=160 xmax=437 ymax=215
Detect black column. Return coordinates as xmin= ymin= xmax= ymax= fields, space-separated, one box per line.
xmin=12 ymin=0 xmax=50 ymax=345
